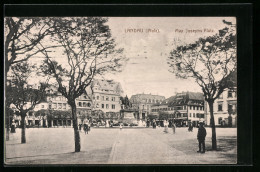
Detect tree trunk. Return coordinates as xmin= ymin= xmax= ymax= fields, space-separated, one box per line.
xmin=71 ymin=104 xmax=81 ymax=152
xmin=21 ymin=114 xmax=26 ymax=144
xmin=5 ymin=71 xmax=10 ymax=141
xmin=6 ymin=109 xmax=10 ymax=141
xmin=208 ymin=100 xmax=217 ymax=150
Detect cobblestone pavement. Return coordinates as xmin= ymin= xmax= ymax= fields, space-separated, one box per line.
xmin=5 ymin=127 xmax=236 ymax=165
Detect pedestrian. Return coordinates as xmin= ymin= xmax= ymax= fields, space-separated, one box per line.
xmin=164 ymin=120 xmax=169 ymax=133
xmin=83 ymin=119 xmax=89 ymax=135
xmin=190 ymin=122 xmax=193 ymax=132
xmin=153 ymin=119 xmax=156 ymax=129
xmin=172 ymin=122 xmax=176 ymax=134
xmin=120 ymin=122 xmax=123 ymax=131
xmin=11 ymin=120 xmax=16 ymax=133
xmin=188 ymin=121 xmax=193 ymax=132
xmin=79 ymin=123 xmax=82 ymax=131
xmin=197 ymin=122 xmax=207 ymax=153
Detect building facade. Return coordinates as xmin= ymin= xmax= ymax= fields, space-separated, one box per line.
xmin=151 ymin=92 xmax=205 ymax=127
xmin=130 ymin=94 xmax=165 ymax=120
xmin=91 ymin=79 xmax=123 ymax=114
xmin=9 ymin=79 xmax=124 ymax=128
xmin=205 ymin=88 xmax=237 ymax=127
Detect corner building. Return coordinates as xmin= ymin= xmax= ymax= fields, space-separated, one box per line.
xmin=130 ymin=94 xmax=165 ymax=120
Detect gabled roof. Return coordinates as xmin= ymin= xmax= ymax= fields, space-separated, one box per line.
xmin=92 ymin=79 xmax=123 ymax=93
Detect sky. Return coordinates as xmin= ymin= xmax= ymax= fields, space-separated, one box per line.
xmin=18 ymin=17 xmax=236 ymax=99
xmin=104 ymin=17 xmax=236 ymax=98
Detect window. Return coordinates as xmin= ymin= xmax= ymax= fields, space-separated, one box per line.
xmin=112 ymin=104 xmax=115 ymax=109
xmin=83 ymin=95 xmax=87 ymax=99
xmin=183 ymin=113 xmax=187 ymax=117
xmin=49 ymin=104 xmax=52 ymax=109
xmin=97 ymin=96 xmax=99 ymax=100
xmin=106 ymin=96 xmax=109 ymax=101
xmin=193 ymin=106 xmax=195 ymax=110
xmin=112 ymin=97 xmax=115 ymax=101
xmin=228 ymin=104 xmax=233 ymax=112
xmin=78 ymin=102 xmax=82 ymax=107
xmin=106 ymin=104 xmax=109 ymax=109
xmin=143 ymin=105 xmax=144 ymax=109
xmin=63 ymin=103 xmax=66 ymax=109
xmin=218 ymin=103 xmax=223 ymax=111
xmin=102 ymin=104 xmax=104 ymax=109
xmin=184 ymin=106 xmax=186 ymax=110
xmin=53 ymin=103 xmax=57 ymax=109
xmin=102 ymin=96 xmax=104 ymax=101
xmin=96 ymin=103 xmax=100 ymax=108
xmin=200 ymin=114 xmax=204 ymax=118
xmin=41 ymin=105 xmax=44 ymax=108
xmin=228 ymin=91 xmax=233 ymax=98
xmin=190 ymin=113 xmax=192 ymax=117
xmin=83 ymin=102 xmax=87 ymax=107
xmin=87 ymin=103 xmax=91 ymax=107
xmin=190 ymin=106 xmax=192 ymax=110
xmin=193 ymin=113 xmax=195 ymax=117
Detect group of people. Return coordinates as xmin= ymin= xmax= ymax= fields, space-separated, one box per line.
xmin=163 ymin=120 xmax=176 ymax=134
xmin=79 ymin=118 xmax=90 ymax=135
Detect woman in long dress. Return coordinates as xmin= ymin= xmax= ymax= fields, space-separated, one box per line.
xmin=164 ymin=120 xmax=169 ymax=133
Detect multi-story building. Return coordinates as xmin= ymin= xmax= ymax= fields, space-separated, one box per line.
xmin=91 ymin=79 xmax=123 ymax=114
xmin=9 ymin=79 xmax=124 ymax=127
xmin=151 ymin=92 xmax=205 ymax=127
xmin=130 ymin=94 xmax=165 ymax=120
xmin=205 ymin=88 xmax=237 ymax=127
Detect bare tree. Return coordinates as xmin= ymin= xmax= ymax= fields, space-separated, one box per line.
xmin=40 ymin=17 xmax=126 ymax=152
xmin=4 ymin=17 xmax=55 ymax=140
xmin=7 ymin=62 xmax=48 ymax=143
xmin=167 ymin=21 xmax=236 ymax=150
xmin=4 ymin=17 xmax=55 ymax=75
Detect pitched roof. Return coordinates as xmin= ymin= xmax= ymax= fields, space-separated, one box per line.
xmin=166 ymin=92 xmax=204 ymax=107
xmin=130 ymin=94 xmax=165 ymax=103
xmin=92 ymin=79 xmax=123 ymax=95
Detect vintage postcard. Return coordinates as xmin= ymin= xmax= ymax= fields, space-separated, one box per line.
xmin=4 ymin=17 xmax=237 ymax=165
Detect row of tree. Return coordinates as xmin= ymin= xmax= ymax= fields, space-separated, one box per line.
xmin=5 ymin=18 xmax=236 ymax=152
xmin=5 ymin=17 xmax=126 ymax=152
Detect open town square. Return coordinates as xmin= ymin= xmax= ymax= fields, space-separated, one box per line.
xmin=5 ymin=127 xmax=236 ymax=164
xmin=4 ymin=16 xmax=238 ymax=165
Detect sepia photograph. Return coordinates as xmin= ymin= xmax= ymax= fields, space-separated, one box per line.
xmin=4 ymin=16 xmax=237 ymax=165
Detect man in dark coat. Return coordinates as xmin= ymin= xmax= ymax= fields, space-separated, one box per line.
xmin=197 ymin=122 xmax=207 ymax=153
